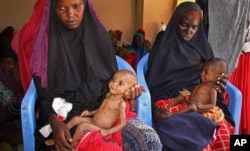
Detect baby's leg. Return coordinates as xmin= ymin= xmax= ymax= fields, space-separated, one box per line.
xmin=73 ymin=122 xmax=101 ymax=141
xmin=67 ymin=116 xmax=93 ymax=129
xmin=174 ymin=103 xmax=197 ymax=114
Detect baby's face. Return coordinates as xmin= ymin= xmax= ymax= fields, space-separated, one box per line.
xmin=200 ymin=62 xmax=225 ymax=83
xmin=109 ymin=70 xmax=137 ymax=95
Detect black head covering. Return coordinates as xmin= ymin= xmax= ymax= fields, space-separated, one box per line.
xmin=0 ymin=37 xmax=11 ymax=59
xmin=48 ymin=0 xmax=117 ymax=111
xmin=1 ymin=47 xmax=18 ymax=61
xmin=146 ymin=2 xmax=214 ymax=100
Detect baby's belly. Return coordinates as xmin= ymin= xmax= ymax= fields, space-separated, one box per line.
xmin=94 ymin=115 xmax=115 ymax=129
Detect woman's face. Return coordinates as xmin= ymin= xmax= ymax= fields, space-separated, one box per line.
xmin=1 ymin=57 xmax=17 ymax=75
xmin=134 ymin=37 xmax=143 ymax=48
xmin=177 ymin=9 xmax=200 ymax=42
xmin=56 ymin=0 xmax=85 ymax=30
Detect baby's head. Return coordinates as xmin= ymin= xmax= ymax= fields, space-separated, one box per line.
xmin=200 ymin=58 xmax=228 ymax=83
xmin=109 ymin=70 xmax=138 ymax=95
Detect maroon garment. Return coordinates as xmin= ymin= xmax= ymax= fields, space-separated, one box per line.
xmin=11 ymin=0 xmax=46 ymax=91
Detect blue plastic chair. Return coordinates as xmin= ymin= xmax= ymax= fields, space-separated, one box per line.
xmin=21 ymin=56 xmax=147 ymax=151
xmin=136 ymin=53 xmax=242 ymax=134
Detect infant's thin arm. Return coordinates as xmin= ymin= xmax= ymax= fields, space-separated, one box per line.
xmin=167 ymin=94 xmax=186 ymax=110
xmin=80 ymin=109 xmax=97 ymax=117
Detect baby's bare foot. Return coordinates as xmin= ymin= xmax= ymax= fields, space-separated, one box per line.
xmin=45 ymin=139 xmax=55 ymax=146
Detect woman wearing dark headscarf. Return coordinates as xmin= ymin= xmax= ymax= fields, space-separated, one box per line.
xmin=146 ymin=2 xmax=234 ymax=151
xmin=13 ymin=0 xmax=161 ymax=150
xmin=128 ymin=32 xmax=148 ymax=60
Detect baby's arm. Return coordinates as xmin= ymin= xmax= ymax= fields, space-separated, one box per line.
xmin=179 ymin=88 xmax=191 ymax=97
xmin=100 ymin=101 xmax=126 ymax=136
xmin=80 ymin=109 xmax=97 ymax=117
xmin=167 ymin=89 xmax=188 ymax=110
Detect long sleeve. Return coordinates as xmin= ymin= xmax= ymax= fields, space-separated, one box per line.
xmin=33 ymin=75 xmax=54 ymax=129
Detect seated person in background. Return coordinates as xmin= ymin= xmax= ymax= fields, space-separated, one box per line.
xmin=0 ymin=47 xmax=23 ymax=147
xmin=46 ymin=70 xmax=138 ymax=151
xmin=108 ymin=30 xmax=139 ymax=70
xmin=115 ymin=29 xmax=130 ymax=48
xmin=144 ymin=39 xmax=151 ymax=52
xmin=161 ymin=58 xmax=227 ymax=123
xmin=136 ymin=28 xmax=150 ymax=49
xmin=108 ymin=30 xmax=121 ymax=55
xmin=0 ymin=47 xmax=23 ymax=116
xmin=128 ymin=32 xmax=148 ymax=61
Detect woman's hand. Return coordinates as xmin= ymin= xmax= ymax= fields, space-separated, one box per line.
xmin=152 ymin=103 xmax=169 ymax=121
xmin=100 ymin=128 xmax=109 ymax=136
xmin=215 ymin=73 xmax=228 ymax=93
xmin=49 ymin=114 xmax=73 ymax=151
xmin=123 ymin=84 xmax=146 ymax=100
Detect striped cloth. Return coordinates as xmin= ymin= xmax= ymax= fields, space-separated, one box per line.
xmin=203 ymin=119 xmax=235 ymax=151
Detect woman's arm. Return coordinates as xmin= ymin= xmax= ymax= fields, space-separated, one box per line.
xmin=33 ymin=76 xmax=73 ymax=150
xmin=49 ymin=114 xmax=73 ymax=150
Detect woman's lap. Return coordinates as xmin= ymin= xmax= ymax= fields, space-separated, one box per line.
xmin=154 ymin=112 xmax=218 ymax=151
xmin=154 ymin=114 xmax=234 ymax=151
xmin=203 ymin=119 xmax=235 ymax=151
xmin=122 ymin=117 xmax=162 ymax=151
xmin=208 ymin=119 xmax=235 ymax=151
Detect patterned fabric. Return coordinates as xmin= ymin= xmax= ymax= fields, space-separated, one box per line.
xmin=74 ymin=117 xmax=162 ymax=151
xmin=155 ymin=98 xmax=187 ymax=112
xmin=202 ymin=106 xmax=224 ymax=123
xmin=74 ymin=131 xmax=122 ymax=151
xmin=203 ymin=119 xmax=235 ymax=151
xmin=123 ymin=118 xmax=162 ymax=151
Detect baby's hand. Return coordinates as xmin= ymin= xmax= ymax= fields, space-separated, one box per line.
xmin=166 ymin=112 xmax=173 ymax=118
xmin=100 ymin=129 xmax=109 ymax=136
xmin=80 ymin=110 xmax=89 ymax=116
xmin=165 ymin=106 xmax=170 ymax=112
xmin=179 ymin=88 xmax=191 ymax=96
xmin=196 ymin=102 xmax=202 ymax=109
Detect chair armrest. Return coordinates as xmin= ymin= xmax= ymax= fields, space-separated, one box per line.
xmin=136 ymin=54 xmax=152 ymax=126
xmin=21 ymin=79 xmax=37 ymax=151
xmin=225 ymin=81 xmax=242 ymax=134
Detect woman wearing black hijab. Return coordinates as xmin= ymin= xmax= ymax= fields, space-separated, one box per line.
xmin=15 ymin=0 xmax=162 ymax=150
xmin=146 ymin=2 xmax=234 ymax=151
